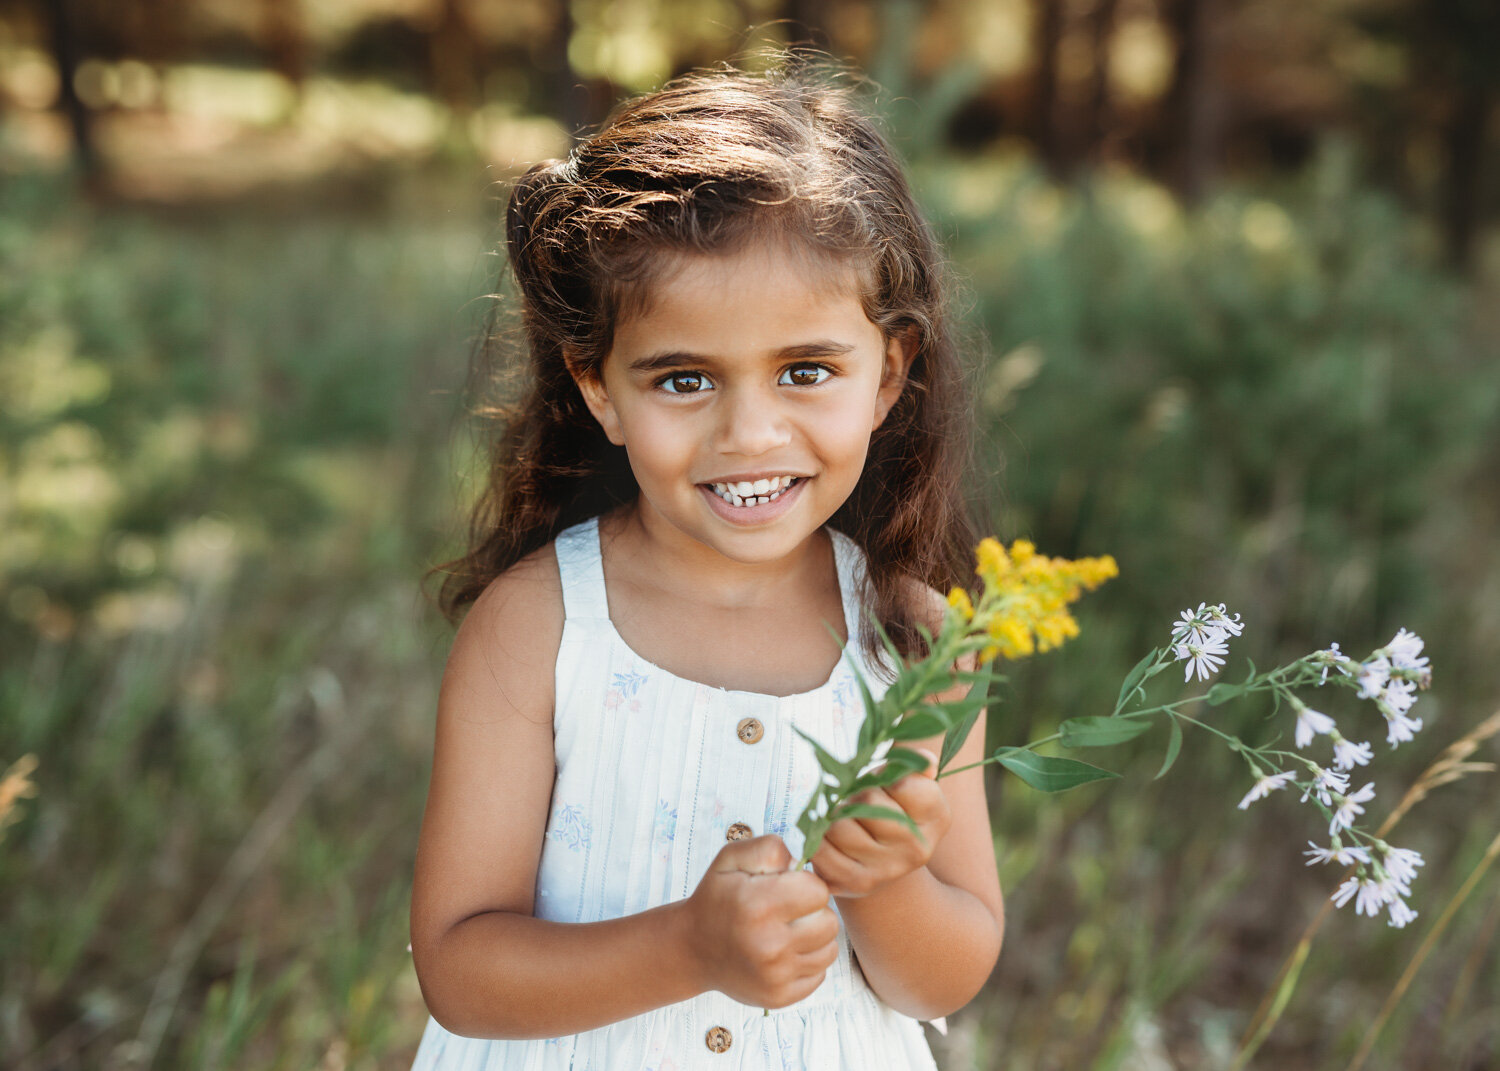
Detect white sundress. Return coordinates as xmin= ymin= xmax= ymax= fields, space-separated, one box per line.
xmin=410 ymin=516 xmax=943 ymax=1071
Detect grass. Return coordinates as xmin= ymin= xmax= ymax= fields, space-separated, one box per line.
xmin=2 ymin=147 xmax=1499 ymax=1070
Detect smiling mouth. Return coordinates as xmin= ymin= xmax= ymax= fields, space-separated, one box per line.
xmin=704 ymin=475 xmax=803 ymax=508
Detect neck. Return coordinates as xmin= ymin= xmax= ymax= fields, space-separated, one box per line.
xmin=603 ymin=500 xmax=834 ymax=613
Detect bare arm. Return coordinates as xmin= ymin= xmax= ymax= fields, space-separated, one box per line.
xmin=409 ymin=549 xmax=840 ymax=1039
xmin=808 ymin=587 xmax=1004 ymax=1020
xmin=832 ymin=707 xmax=1004 ymax=1021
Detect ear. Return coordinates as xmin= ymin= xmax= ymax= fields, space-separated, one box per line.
xmin=872 ymin=329 xmax=917 ymax=430
xmin=565 ymin=347 xmax=626 ymax=446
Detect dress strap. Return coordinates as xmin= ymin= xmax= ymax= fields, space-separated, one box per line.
xmin=553 ymin=517 xmax=608 ymax=621
xmin=830 ymin=528 xmax=899 ymax=682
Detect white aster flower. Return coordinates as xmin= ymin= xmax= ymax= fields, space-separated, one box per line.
xmin=1380 ymin=845 xmax=1424 ymax=890
xmin=1312 ymin=642 xmax=1351 ymax=685
xmin=1384 ymin=628 xmax=1429 ymax=673
xmin=1329 ymin=782 xmax=1376 ymax=836
xmin=1332 ymin=875 xmax=1391 ymax=917
xmin=1356 ymin=656 xmax=1391 ymax=700
xmin=1202 ymin=603 xmax=1245 ymax=637
xmin=1300 ymin=766 xmax=1350 ymax=806
xmin=1170 ymin=606 xmax=1213 ymax=645
xmin=1238 ymin=770 xmax=1297 ymax=810
xmin=1331 ymin=875 xmax=1357 ymax=907
xmin=1386 ymin=898 xmax=1418 ymax=928
xmin=1380 ymin=678 xmax=1418 ymax=717
xmin=1384 ymin=711 xmax=1423 ymax=747
xmin=1330 ymin=734 xmax=1373 ymax=772
xmin=1294 ymin=703 xmax=1337 ymax=749
xmin=1357 ymin=877 xmax=1394 ymax=917
xmin=1175 ymin=627 xmax=1229 ymax=683
xmin=1304 ymin=839 xmax=1370 ymax=866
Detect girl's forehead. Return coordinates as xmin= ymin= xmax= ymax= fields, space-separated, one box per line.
xmin=619 ymin=238 xmax=871 ymax=328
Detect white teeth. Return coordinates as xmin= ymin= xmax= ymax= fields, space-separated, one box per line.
xmin=708 ymin=476 xmax=799 ymax=507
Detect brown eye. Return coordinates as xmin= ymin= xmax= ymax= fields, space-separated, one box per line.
xmin=660 ymin=371 xmax=710 ymax=393
xmin=780 ymin=364 xmax=831 ymax=387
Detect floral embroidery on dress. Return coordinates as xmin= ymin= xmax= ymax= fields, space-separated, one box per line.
xmin=653 ymin=799 xmax=678 ymax=845
xmin=550 ymin=803 xmax=592 ymax=852
xmin=831 ymin=673 xmax=858 ymax=731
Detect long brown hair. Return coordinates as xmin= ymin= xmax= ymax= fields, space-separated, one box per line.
xmin=434 ymin=58 xmax=978 ymax=669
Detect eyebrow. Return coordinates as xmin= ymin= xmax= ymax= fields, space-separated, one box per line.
xmin=626 ymin=340 xmax=857 ymax=375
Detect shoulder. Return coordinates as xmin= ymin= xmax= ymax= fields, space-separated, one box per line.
xmin=899 ymin=575 xmax=978 ymax=676
xmin=442 ymin=542 xmax=565 ymax=728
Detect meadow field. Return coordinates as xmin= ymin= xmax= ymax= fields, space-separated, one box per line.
xmin=3 ymin=125 xmax=1499 ymax=1069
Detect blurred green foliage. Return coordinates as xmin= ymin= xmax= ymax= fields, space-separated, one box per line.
xmin=2 ymin=141 xmax=1499 ymax=1069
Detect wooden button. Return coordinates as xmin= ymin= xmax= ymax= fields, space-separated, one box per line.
xmin=726 ymin=822 xmax=752 ymax=841
xmin=736 ymin=717 xmax=764 ymax=744
xmin=705 ymin=1025 xmax=732 ymax=1053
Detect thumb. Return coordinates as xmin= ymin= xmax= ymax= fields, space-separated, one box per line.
xmin=715 ymin=833 xmax=794 ymax=875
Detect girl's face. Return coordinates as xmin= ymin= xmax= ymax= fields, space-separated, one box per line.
xmin=573 ymin=238 xmax=912 ymax=569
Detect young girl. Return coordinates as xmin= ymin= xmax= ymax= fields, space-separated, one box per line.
xmin=409 ymin=61 xmax=1004 ymax=1070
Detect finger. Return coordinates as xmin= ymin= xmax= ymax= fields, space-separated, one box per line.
xmin=888 ymin=771 xmax=949 ymax=822
xmin=716 ymin=833 xmax=792 ymax=875
xmin=796 ymin=935 xmax=840 ymax=975
xmin=823 ymin=811 xmax=880 ymax=859
xmin=848 ymin=788 xmax=913 ymax=841
xmin=775 ymin=867 xmax=833 ymax=918
xmin=807 ymin=838 xmax=864 ymax=895
xmin=786 ymin=905 xmax=840 ymax=953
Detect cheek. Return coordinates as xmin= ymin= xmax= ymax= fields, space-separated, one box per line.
xmin=617 ymin=408 xmax=697 ymax=481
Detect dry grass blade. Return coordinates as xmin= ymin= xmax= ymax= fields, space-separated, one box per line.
xmin=0 ymin=754 xmax=40 ymax=840
xmin=1232 ymin=706 xmax=1500 ymax=1068
xmin=1442 ymin=882 xmax=1500 ymax=1030
xmin=1343 ymin=825 xmax=1500 ymax=1071
xmin=131 ymin=680 xmax=367 ymax=1070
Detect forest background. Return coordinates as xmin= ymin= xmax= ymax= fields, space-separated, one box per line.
xmin=2 ymin=0 xmax=1499 ymax=1069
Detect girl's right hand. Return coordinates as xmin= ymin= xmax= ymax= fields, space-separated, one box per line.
xmin=682 ymin=834 xmax=841 ymax=1008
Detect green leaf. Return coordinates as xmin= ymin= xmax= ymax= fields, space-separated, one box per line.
xmin=1206 ymin=680 xmax=1247 ymax=706
xmin=939 ymin=678 xmax=994 ymax=772
xmin=1059 ymin=716 xmax=1153 ymax=749
xmin=881 ymin=747 xmax=933 ymax=778
xmin=890 ymin=711 xmax=948 ymax=740
xmin=870 ymin=614 xmax=907 ymax=672
xmin=849 ymin=666 xmax=883 ymax=742
xmin=791 ymin=726 xmax=854 ymax=780
xmin=1115 ymin=650 xmax=1160 ymax=711
xmin=1154 ymin=715 xmax=1183 ymax=780
xmin=993 ymin=748 xmax=1119 ymax=792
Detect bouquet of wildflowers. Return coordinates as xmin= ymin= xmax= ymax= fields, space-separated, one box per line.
xmin=793 ymin=539 xmax=1437 ymax=930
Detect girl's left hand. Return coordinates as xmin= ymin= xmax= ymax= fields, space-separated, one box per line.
xmin=807 ymin=748 xmax=953 ymax=899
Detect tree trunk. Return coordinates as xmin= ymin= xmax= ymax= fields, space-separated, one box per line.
xmin=1442 ymin=83 xmax=1493 ymax=273
xmin=537 ymin=0 xmax=590 ymax=136
xmin=1164 ymin=0 xmax=1226 ymax=203
xmin=1031 ymin=0 xmax=1065 ymax=176
xmin=264 ymin=0 xmax=307 ymax=101
xmin=428 ymin=0 xmax=477 ymax=119
xmin=42 ymin=0 xmax=99 ymax=184
xmin=1084 ymin=0 xmax=1120 ymax=166
xmin=780 ymin=0 xmax=830 ymax=51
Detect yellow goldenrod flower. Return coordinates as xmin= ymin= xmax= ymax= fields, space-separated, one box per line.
xmin=953 ymin=538 xmax=1116 ymax=661
xmin=976 ymin=537 xmax=1009 ymax=582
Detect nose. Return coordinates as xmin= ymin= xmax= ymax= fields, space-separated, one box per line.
xmin=716 ymin=386 xmax=791 ymax=457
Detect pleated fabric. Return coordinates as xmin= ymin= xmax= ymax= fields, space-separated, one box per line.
xmin=410 ymin=516 xmax=940 ymax=1071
